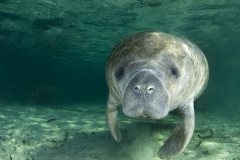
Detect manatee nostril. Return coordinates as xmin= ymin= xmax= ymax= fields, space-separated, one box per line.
xmin=147 ymin=86 xmax=155 ymax=94
xmin=134 ymin=86 xmax=140 ymax=94
xmin=149 ymin=87 xmax=154 ymax=91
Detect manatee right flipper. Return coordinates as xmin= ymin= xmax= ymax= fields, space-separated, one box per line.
xmin=158 ymin=99 xmax=195 ymax=159
xmin=106 ymin=94 xmax=122 ymax=142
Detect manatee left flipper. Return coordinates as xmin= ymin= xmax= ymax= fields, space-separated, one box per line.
xmin=158 ymin=99 xmax=195 ymax=159
xmin=106 ymin=94 xmax=122 ymax=142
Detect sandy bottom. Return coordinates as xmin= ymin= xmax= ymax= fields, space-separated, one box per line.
xmin=0 ymin=103 xmax=239 ymax=160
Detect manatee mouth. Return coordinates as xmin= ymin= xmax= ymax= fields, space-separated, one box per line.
xmin=122 ymin=70 xmax=170 ymax=119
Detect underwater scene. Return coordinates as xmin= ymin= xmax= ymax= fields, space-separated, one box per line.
xmin=0 ymin=0 xmax=240 ymax=159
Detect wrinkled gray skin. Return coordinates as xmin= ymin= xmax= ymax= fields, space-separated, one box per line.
xmin=105 ymin=32 xmax=209 ymax=159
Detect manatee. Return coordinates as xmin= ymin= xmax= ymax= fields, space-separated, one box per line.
xmin=105 ymin=32 xmax=209 ymax=159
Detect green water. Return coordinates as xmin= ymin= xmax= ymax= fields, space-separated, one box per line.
xmin=0 ymin=0 xmax=240 ymax=159
xmin=0 ymin=0 xmax=240 ymax=107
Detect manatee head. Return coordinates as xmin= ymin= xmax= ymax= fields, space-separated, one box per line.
xmin=107 ymin=32 xmax=193 ymax=120
xmin=111 ymin=54 xmax=181 ymax=119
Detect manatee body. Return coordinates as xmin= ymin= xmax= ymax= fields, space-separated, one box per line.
xmin=105 ymin=32 xmax=209 ymax=159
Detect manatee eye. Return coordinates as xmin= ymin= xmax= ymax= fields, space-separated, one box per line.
xmin=170 ymin=67 xmax=180 ymax=78
xmin=171 ymin=68 xmax=177 ymax=75
xmin=115 ymin=67 xmax=124 ymax=80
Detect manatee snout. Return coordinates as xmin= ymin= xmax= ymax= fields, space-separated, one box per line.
xmin=123 ymin=70 xmax=170 ymax=119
